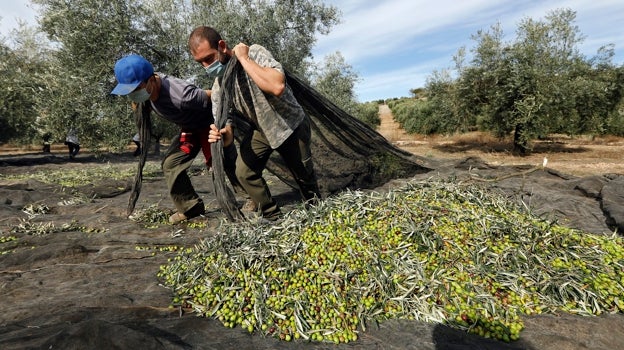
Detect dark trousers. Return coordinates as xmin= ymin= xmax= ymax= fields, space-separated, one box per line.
xmin=162 ymin=136 xmax=204 ymax=215
xmin=133 ymin=141 xmax=141 ymax=156
xmin=162 ymin=133 xmax=241 ymax=215
xmin=65 ymin=142 xmax=80 ymax=158
xmin=236 ymin=117 xmax=320 ymax=216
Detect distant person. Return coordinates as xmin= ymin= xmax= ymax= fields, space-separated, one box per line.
xmin=42 ymin=133 xmax=51 ymax=153
xmin=188 ymin=26 xmax=320 ymax=221
xmin=132 ymin=133 xmax=141 ymax=157
xmin=110 ymin=54 xmax=242 ymax=224
xmin=64 ymin=128 xmax=80 ymax=159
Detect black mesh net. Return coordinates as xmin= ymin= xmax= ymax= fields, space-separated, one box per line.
xmin=212 ymin=56 xmax=432 ymax=220
xmin=126 ymin=57 xmax=431 ymax=219
xmin=127 ymin=102 xmax=152 ymax=216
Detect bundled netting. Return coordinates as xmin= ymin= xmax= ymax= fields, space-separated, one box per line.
xmin=283 ymin=71 xmax=431 ymax=194
xmin=212 ymin=57 xmax=245 ymax=221
xmin=210 ymin=57 xmax=431 ymax=219
xmin=127 ymin=102 xmax=152 ymax=216
xmin=158 ymin=180 xmax=624 ymax=344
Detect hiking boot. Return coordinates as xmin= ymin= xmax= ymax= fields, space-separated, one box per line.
xmin=259 ymin=212 xmax=283 ymax=225
xmin=169 ymin=203 xmax=205 ymax=224
xmin=262 ymin=208 xmax=282 ymax=222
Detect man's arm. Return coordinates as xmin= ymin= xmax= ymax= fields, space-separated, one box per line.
xmin=233 ymin=43 xmax=285 ymax=97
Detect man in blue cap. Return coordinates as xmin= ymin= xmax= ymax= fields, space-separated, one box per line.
xmin=111 ymin=54 xmax=216 ymax=223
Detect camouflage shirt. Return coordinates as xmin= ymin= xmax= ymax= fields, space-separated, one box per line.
xmin=211 ymin=44 xmax=306 ymax=149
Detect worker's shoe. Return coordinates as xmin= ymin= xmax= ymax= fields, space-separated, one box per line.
xmin=261 ymin=208 xmax=282 ymax=223
xmin=240 ymin=198 xmax=258 ymax=213
xmin=169 ymin=203 xmax=205 ymax=224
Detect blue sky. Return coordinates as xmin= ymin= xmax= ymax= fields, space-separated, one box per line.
xmin=2 ymin=1 xmax=623 ymax=102
xmin=0 ymin=1 xmax=36 ymax=34
xmin=314 ymin=0 xmax=624 ymax=101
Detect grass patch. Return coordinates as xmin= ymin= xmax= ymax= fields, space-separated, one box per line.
xmin=129 ymin=204 xmax=172 ymax=228
xmin=0 ymin=162 xmax=162 ymax=187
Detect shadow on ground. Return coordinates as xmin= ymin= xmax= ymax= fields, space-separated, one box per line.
xmin=433 ymin=140 xmax=589 ymax=156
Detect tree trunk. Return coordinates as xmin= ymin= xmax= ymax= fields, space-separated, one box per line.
xmin=153 ymin=139 xmax=161 ymax=155
xmin=513 ymin=124 xmax=530 ymax=155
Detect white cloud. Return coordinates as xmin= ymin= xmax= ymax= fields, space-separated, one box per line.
xmin=0 ymin=1 xmax=38 ymax=38
xmin=316 ymin=0 xmax=500 ymax=61
xmin=355 ymin=63 xmax=434 ymax=101
xmin=315 ymin=0 xmax=624 ymax=101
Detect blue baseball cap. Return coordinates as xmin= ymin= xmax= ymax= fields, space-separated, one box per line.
xmin=111 ymin=54 xmax=154 ymax=95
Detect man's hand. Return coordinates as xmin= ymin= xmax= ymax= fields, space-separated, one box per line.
xmin=232 ymin=42 xmax=285 ymax=97
xmin=232 ymin=43 xmax=250 ymax=60
xmin=208 ymin=124 xmax=233 ymax=147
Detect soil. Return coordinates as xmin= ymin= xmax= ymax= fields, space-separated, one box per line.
xmin=1 ymin=106 xmax=623 ymax=349
xmin=376 ymin=105 xmax=624 ymax=177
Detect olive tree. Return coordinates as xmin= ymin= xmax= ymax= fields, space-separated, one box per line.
xmin=29 ymin=0 xmax=340 ymax=151
xmin=310 ymin=53 xmax=358 ymax=111
xmin=469 ymin=8 xmax=622 ymax=153
xmin=189 ymin=0 xmax=340 ymax=75
xmin=422 ymin=8 xmax=623 ymax=154
xmin=31 ymin=0 xmax=139 ymax=151
xmin=0 ymin=22 xmax=51 ymax=144
xmin=309 ymin=52 xmax=382 ymax=127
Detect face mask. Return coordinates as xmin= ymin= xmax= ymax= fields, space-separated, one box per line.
xmin=204 ymin=59 xmax=225 ymax=79
xmin=128 ymin=88 xmax=151 ymax=103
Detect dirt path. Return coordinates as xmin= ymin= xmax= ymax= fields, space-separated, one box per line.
xmin=375 ymin=104 xmax=624 ymax=177
xmin=377 ymin=104 xmax=411 ymax=142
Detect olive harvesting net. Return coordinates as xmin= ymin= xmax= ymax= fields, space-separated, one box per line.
xmin=127 ymin=57 xmax=624 ymax=347
xmin=211 ymin=56 xmax=431 ymax=220
xmin=128 ymin=57 xmax=429 ymax=218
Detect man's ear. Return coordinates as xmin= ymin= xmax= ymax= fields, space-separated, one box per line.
xmin=145 ymin=75 xmax=156 ymax=91
xmin=218 ymin=39 xmax=227 ymax=52
xmin=145 ymin=75 xmax=160 ymax=100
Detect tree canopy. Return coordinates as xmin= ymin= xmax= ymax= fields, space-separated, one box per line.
xmin=0 ymin=23 xmax=51 ymax=143
xmin=2 ymin=0 xmax=343 ymax=150
xmin=392 ymin=8 xmax=624 ymax=153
